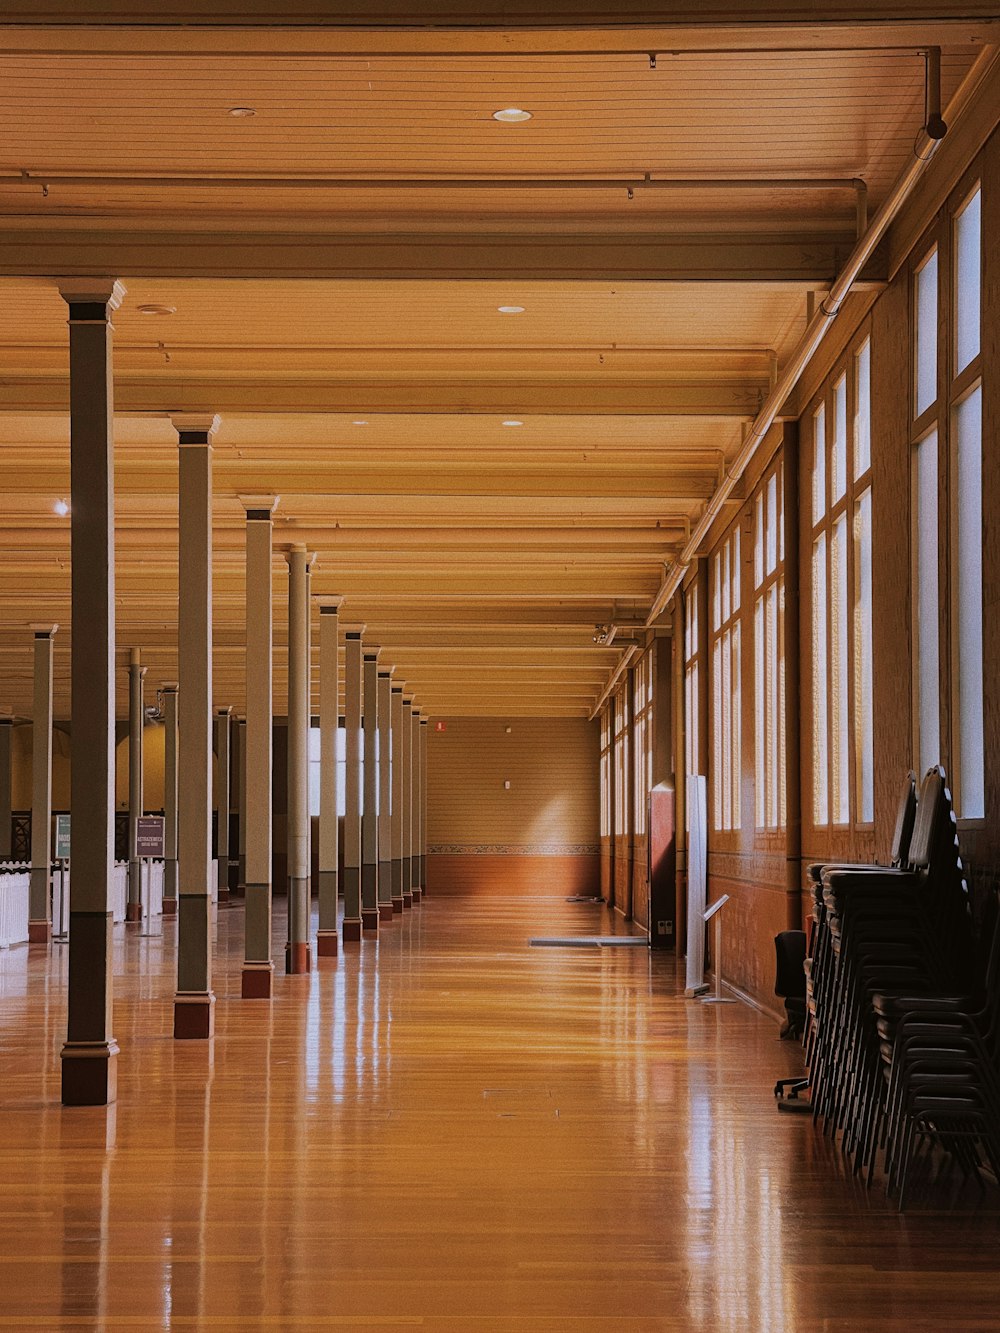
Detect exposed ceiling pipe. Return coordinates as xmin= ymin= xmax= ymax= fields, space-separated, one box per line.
xmin=642 ymin=46 xmax=968 ymax=630
xmin=589 ymin=643 xmax=640 ymax=721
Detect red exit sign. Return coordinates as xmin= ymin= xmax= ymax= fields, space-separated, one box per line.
xmin=435 ymin=721 xmax=447 ymax=732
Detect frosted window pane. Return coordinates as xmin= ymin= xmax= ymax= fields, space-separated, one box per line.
xmin=754 ymin=598 xmax=765 ymax=828
xmin=712 ymin=553 xmax=721 ymax=632
xmin=732 ymin=525 xmax=741 ymax=611
xmin=855 ymin=490 xmax=874 ymax=823
xmin=831 ymin=514 xmax=849 ymax=824
xmin=766 ymin=472 xmax=777 ymax=575
xmin=731 ymin=624 xmax=741 ymax=830
xmin=915 ymin=430 xmax=940 ymax=775
xmin=754 ymin=494 xmax=764 ymax=587
xmin=954 ymin=189 xmax=981 ymax=375
xmin=722 ymin=541 xmax=731 ymax=624
xmin=954 ymin=388 xmax=984 ymax=817
xmin=813 ymin=404 xmax=826 ymax=523
xmin=915 ymin=250 xmax=938 ymax=417
xmin=832 ymin=374 xmax=847 ymax=504
xmin=812 ymin=535 xmax=829 ymax=825
xmin=855 ymin=340 xmax=871 ymax=478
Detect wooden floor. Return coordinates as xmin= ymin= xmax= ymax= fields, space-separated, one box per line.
xmin=1 ymin=895 xmax=999 ymax=1332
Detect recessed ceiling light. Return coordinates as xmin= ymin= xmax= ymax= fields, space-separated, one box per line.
xmin=53 ymin=499 xmax=69 ymax=516
xmin=136 ymin=303 xmax=176 ymax=316
xmin=502 ymin=419 xmax=524 ymax=427
xmin=229 ymin=106 xmax=256 ymax=117
xmin=497 ymin=305 xmax=525 ymax=314
xmin=492 ymin=108 xmax=532 ymax=124
xmin=352 ymin=420 xmax=369 ymax=426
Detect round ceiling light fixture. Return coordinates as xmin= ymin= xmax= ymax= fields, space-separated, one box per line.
xmin=492 ymin=108 xmax=532 ymax=124
xmin=497 ymin=305 xmax=525 ymax=314
xmin=136 ymin=303 xmax=176 ymax=316
xmin=502 ymin=419 xmax=524 ymax=427
xmin=228 ymin=106 xmax=256 ymax=117
xmin=352 ymin=420 xmax=369 ymax=426
xmin=53 ymin=499 xmax=69 ymax=517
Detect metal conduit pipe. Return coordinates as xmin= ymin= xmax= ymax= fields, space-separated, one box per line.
xmin=644 ymin=50 xmax=955 ymax=630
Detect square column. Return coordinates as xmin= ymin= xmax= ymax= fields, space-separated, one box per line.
xmin=0 ymin=716 xmax=12 ymax=861
xmin=316 ymin=597 xmax=342 ymax=957
xmin=126 ymin=647 xmax=146 ymax=924
xmin=235 ymin=716 xmax=247 ymax=897
xmin=58 ymin=277 xmax=125 ymax=1107
xmin=172 ymin=412 xmax=219 ymax=1040
xmin=410 ymin=708 xmax=422 ymax=904
xmin=215 ymin=708 xmax=232 ymax=906
xmin=241 ymin=498 xmax=277 ymax=998
xmin=419 ymin=716 xmax=429 ymax=897
xmin=284 ymin=545 xmax=314 ymax=975
xmin=342 ymin=627 xmax=365 ymax=943
xmin=401 ymin=696 xmax=414 ymax=910
xmin=389 ymin=684 xmax=404 ymax=914
xmin=361 ymin=648 xmax=380 ymax=934
xmin=377 ymin=668 xmax=393 ymax=923
xmin=29 ymin=624 xmax=57 ymax=942
xmin=161 ymin=682 xmax=179 ymax=916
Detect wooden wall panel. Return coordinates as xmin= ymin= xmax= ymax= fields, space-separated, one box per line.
xmin=427 ymin=715 xmax=599 ymax=896
xmin=632 ymin=832 xmax=650 ymax=933
xmin=427 ymin=853 xmax=598 ymax=897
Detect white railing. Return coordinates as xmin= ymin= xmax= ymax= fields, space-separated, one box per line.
xmin=0 ymin=871 xmax=30 ymax=949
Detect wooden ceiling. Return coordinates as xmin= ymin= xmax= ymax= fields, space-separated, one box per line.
xmin=0 ymin=7 xmax=993 ymax=718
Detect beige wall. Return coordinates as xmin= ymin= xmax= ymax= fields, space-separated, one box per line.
xmin=427 ymin=716 xmax=599 ymax=895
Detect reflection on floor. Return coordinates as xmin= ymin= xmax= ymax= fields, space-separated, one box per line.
xmin=0 ymin=894 xmax=997 ymax=1331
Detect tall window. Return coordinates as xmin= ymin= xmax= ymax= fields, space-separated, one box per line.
xmin=711 ymin=527 xmax=741 ymax=831
xmin=599 ymin=704 xmax=613 ymax=838
xmin=754 ymin=460 xmax=785 ymax=829
xmin=633 ymin=651 xmax=653 ymax=835
xmin=810 ymin=336 xmax=874 ymax=826
xmin=910 ymin=182 xmax=984 ymax=819
xmin=309 ymin=724 xmax=347 ymax=817
xmin=613 ymin=687 xmax=630 ymax=837
xmin=684 ymin=588 xmax=699 ymax=778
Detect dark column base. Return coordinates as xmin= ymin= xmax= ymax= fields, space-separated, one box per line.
xmin=217 ymin=886 xmax=230 ymax=906
xmin=378 ymin=902 xmax=394 ymax=922
xmin=241 ymin=963 xmax=274 ymax=998
xmin=173 ymin=993 xmax=216 ymax=1040
xmin=162 ymin=898 xmax=177 ymax=917
xmin=411 ymin=886 xmax=423 ymax=904
xmin=61 ymin=1040 xmax=119 ymax=1107
xmin=403 ymin=891 xmax=413 ymax=909
xmin=28 ymin=919 xmax=52 ymax=944
xmin=343 ymin=917 xmax=363 ymax=943
xmin=361 ymin=907 xmax=379 ymax=933
xmin=316 ymin=928 xmax=339 ymax=957
xmin=391 ymin=896 xmax=404 ymax=915
xmin=125 ymin=902 xmax=142 ymax=923
xmin=285 ymin=941 xmax=312 ymax=974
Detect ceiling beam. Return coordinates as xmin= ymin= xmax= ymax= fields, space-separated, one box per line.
xmin=0 ymin=225 xmax=882 ymax=286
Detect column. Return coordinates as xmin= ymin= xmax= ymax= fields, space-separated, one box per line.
xmin=241 ymin=498 xmax=277 ymax=998
xmin=235 ymin=716 xmax=247 ymax=897
xmin=401 ymin=695 xmax=413 ymax=909
xmin=126 ymin=647 xmax=146 ymax=924
xmin=285 ymin=545 xmax=314 ymax=975
xmin=390 ymin=683 xmax=404 ymax=914
xmin=361 ymin=646 xmax=380 ymax=934
xmin=215 ymin=707 xmax=232 ymax=906
xmin=172 ymin=412 xmax=219 ymax=1040
xmin=29 ymin=623 xmax=57 ymax=942
xmin=0 ymin=716 xmax=12 ymax=861
xmin=162 ymin=682 xmax=179 ymax=916
xmin=377 ymin=667 xmax=393 ymax=922
xmin=410 ymin=708 xmax=422 ymax=903
xmin=58 ymin=277 xmax=125 ymax=1107
xmin=316 ymin=597 xmax=342 ymax=957
xmin=419 ymin=716 xmax=429 ymax=898
xmin=342 ymin=627 xmax=364 ymax=942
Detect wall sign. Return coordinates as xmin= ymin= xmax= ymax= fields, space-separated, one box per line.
xmin=55 ymin=813 xmax=71 ymax=860
xmin=135 ymin=815 xmax=166 ymax=859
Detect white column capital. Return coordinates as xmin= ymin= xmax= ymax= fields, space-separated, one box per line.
xmin=378 ymin=664 xmax=394 ymax=678
xmin=283 ymin=544 xmax=316 ymax=569
xmin=28 ymin=622 xmax=58 ymax=637
xmin=161 ymin=681 xmax=179 ymax=694
xmin=171 ymin=412 xmax=221 ymax=439
xmin=215 ymin=705 xmax=234 ymax=719
xmin=240 ymin=494 xmax=280 ymax=515
xmin=57 ymin=278 xmax=126 ymax=311
xmin=343 ymin=623 xmax=367 ymax=638
xmin=420 ymin=716 xmax=430 ymax=725
xmin=363 ymin=646 xmax=381 ymax=662
xmin=314 ymin=595 xmax=344 ymax=612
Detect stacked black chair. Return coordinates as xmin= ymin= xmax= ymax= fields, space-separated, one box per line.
xmin=805 ymin=767 xmax=987 ymax=1206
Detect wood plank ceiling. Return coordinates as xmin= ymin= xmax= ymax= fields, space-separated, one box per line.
xmin=0 ymin=14 xmax=984 ymax=717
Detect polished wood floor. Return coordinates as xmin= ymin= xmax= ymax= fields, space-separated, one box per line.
xmin=1 ymin=894 xmax=998 ymax=1331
